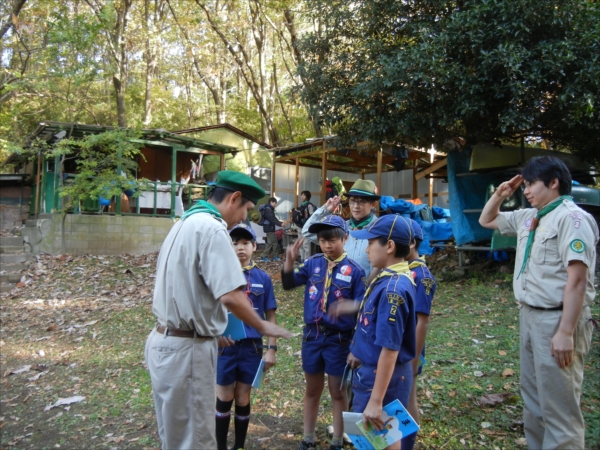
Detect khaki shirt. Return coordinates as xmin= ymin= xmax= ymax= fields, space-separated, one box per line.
xmin=497 ymin=199 xmax=598 ymax=308
xmin=152 ymin=213 xmax=246 ymax=336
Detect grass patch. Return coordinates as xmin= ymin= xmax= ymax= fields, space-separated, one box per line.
xmin=0 ymin=254 xmax=598 ymax=449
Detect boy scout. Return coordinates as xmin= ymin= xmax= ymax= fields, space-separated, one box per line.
xmin=479 ymin=156 xmax=597 ymax=449
xmin=216 ymin=223 xmax=278 ymax=450
xmin=145 ymin=171 xmax=291 ymax=450
xmin=282 ymin=215 xmax=366 ymax=450
xmin=346 ymin=214 xmax=417 ymax=450
xmin=403 ymin=220 xmax=436 ymax=450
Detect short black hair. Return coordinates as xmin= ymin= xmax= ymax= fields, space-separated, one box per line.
xmin=208 ymin=186 xmax=254 ymax=206
xmin=269 ymin=197 xmax=277 ymax=203
xmin=377 ymin=237 xmax=410 ymax=259
xmin=316 ymin=227 xmax=346 ymax=240
xmin=521 ymin=156 xmax=572 ymax=195
xmin=301 ymin=191 xmax=311 ymax=201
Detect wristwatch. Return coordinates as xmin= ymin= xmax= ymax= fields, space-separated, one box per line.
xmin=266 ymin=345 xmax=278 ymax=352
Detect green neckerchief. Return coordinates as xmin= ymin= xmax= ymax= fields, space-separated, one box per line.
xmin=517 ymin=195 xmax=571 ymax=278
xmin=301 ymin=200 xmax=309 ymax=206
xmin=357 ymin=261 xmax=414 ymax=324
xmin=180 ymin=200 xmax=222 ymax=221
xmin=349 ymin=214 xmax=375 ymax=230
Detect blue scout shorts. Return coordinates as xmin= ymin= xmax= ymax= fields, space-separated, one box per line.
xmin=352 ymin=362 xmax=413 ymax=413
xmin=217 ymin=338 xmax=263 ymax=386
xmin=302 ymin=324 xmax=353 ymax=376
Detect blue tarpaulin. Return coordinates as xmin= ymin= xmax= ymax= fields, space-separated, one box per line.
xmin=379 ymin=196 xmax=453 ymax=255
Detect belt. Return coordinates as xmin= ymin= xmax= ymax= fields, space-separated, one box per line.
xmin=156 ymin=325 xmax=212 ymax=339
xmin=526 ymin=303 xmax=563 ymax=311
xmin=314 ymin=324 xmax=351 ymax=334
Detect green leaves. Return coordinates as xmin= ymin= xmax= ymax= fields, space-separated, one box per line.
xmin=299 ymin=0 xmax=600 ymax=161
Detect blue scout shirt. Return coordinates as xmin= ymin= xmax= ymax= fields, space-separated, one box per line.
xmin=242 ymin=262 xmax=277 ymax=339
xmin=290 ymin=254 xmax=366 ymax=331
xmin=351 ymin=262 xmax=417 ymax=367
xmin=409 ymin=258 xmax=436 ymax=359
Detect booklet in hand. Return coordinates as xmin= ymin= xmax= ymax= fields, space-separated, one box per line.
xmin=222 ymin=312 xmax=247 ymax=341
xmin=252 ymin=359 xmax=266 ymax=389
xmin=345 ymin=399 xmax=419 ymax=450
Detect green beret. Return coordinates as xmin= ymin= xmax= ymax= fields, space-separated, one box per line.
xmin=215 ymin=170 xmax=265 ymax=204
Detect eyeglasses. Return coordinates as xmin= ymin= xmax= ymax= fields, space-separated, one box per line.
xmin=349 ymin=198 xmax=369 ymax=206
xmin=520 ymin=180 xmax=539 ymax=191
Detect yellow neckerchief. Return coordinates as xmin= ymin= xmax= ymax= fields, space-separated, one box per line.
xmin=408 ymin=259 xmax=426 ymax=270
xmin=242 ymin=260 xmax=256 ymax=307
xmin=320 ymin=252 xmax=347 ymax=312
xmin=358 ymin=261 xmax=414 ymax=315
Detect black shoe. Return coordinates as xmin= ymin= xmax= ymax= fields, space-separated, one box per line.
xmin=297 ymin=441 xmax=317 ymax=450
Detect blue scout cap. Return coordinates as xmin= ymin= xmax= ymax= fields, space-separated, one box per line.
xmin=307 ymin=215 xmax=348 ymax=234
xmin=215 ymin=170 xmax=266 ymax=205
xmin=350 ymin=214 xmax=412 ymax=245
xmin=229 ymin=223 xmax=257 ymax=241
xmin=410 ymin=219 xmax=423 ymax=241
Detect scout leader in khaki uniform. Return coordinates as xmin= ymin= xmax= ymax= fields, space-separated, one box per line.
xmin=145 ymin=171 xmax=292 ymax=450
xmin=479 ymin=156 xmax=598 ymax=449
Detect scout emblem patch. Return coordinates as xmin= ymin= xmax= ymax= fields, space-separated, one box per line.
xmin=570 ymin=239 xmax=585 ymax=253
xmin=309 ymin=285 xmax=318 ymax=299
xmin=339 ymin=265 xmax=352 ymax=276
xmin=421 ymin=278 xmax=435 ymax=295
xmin=314 ymin=267 xmax=321 ymax=273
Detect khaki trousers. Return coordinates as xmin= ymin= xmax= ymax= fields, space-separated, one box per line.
xmin=261 ymin=232 xmax=280 ymax=258
xmin=520 ymin=305 xmax=593 ymax=449
xmin=145 ymin=328 xmax=217 ymax=450
xmin=299 ymin=237 xmax=312 ymax=262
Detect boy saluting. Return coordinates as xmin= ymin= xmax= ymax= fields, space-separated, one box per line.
xmin=282 ymin=215 xmax=366 ymax=450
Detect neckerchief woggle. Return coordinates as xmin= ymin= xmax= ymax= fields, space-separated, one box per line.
xmin=242 ymin=260 xmax=256 ymax=307
xmin=356 ymin=261 xmax=414 ymax=328
xmin=517 ymin=195 xmax=571 ymax=278
xmin=180 ymin=200 xmax=222 ymax=220
xmin=320 ymin=252 xmax=348 ymax=313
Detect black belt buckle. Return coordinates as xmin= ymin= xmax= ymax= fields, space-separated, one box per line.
xmin=318 ymin=324 xmax=327 ymax=333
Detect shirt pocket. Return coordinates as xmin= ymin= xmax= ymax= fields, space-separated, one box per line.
xmin=331 ymin=280 xmax=352 ymax=301
xmin=533 ymin=230 xmax=560 ymax=265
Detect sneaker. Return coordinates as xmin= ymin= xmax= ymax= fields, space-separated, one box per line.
xmin=273 ymin=257 xmax=280 ymax=261
xmin=297 ymin=441 xmax=317 ymax=450
xmin=260 ymin=257 xmax=271 ymax=262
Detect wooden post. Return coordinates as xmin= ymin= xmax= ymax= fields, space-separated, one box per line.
xmin=412 ymin=159 xmax=418 ymax=200
xmin=171 ymin=148 xmax=178 ymax=219
xmin=361 ymin=170 xmax=365 ymax=180
xmin=376 ymin=148 xmax=383 ymax=212
xmin=220 ymin=153 xmax=225 ymax=171
xmin=271 ymin=151 xmax=276 ymax=196
xmin=320 ymin=142 xmax=327 ymax=206
xmin=34 ymin=151 xmax=42 ymax=215
xmin=294 ymin=157 xmax=300 ymax=208
xmin=428 ymin=147 xmax=434 ymax=207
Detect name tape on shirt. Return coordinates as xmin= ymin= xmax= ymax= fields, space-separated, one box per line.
xmin=336 ymin=273 xmax=352 ymax=282
xmin=251 ymin=284 xmax=263 ymax=288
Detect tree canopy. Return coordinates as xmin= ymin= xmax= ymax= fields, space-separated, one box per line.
xmin=299 ymin=0 xmax=600 ymax=163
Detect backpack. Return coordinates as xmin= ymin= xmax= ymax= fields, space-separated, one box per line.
xmin=292 ymin=202 xmax=315 ymax=227
xmin=257 ymin=203 xmax=270 ymax=226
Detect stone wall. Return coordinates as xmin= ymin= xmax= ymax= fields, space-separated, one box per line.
xmin=22 ymin=214 xmax=174 ymax=256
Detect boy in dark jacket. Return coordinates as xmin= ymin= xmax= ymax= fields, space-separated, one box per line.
xmin=260 ymin=197 xmax=288 ymax=262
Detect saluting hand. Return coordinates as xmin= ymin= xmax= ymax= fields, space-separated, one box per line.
xmin=325 ymin=195 xmax=342 ymax=213
xmin=495 ymin=174 xmax=523 ymax=199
